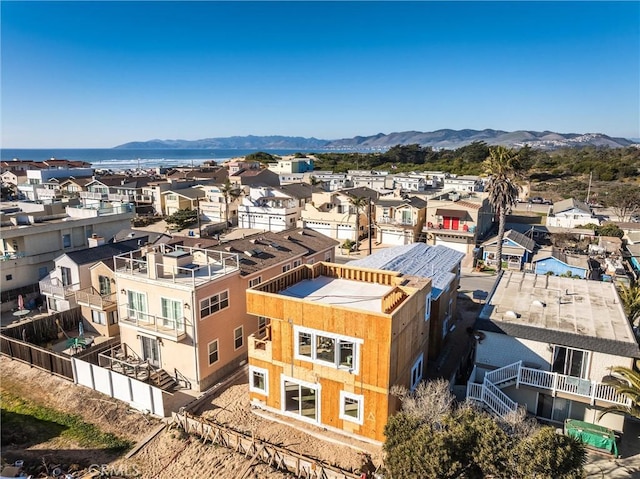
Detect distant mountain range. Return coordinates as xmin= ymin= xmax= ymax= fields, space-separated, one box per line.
xmin=115 ymin=129 xmax=638 ymax=151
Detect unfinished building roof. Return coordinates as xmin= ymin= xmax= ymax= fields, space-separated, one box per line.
xmin=478 ymin=271 xmax=640 ymax=358
xmin=349 ymin=243 xmax=463 ymax=299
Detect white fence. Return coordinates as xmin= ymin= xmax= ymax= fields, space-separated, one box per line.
xmin=72 ymin=358 xmax=165 ymax=416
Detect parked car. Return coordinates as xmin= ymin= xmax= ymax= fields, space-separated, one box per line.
xmin=528 ymin=197 xmax=544 ymax=204
xmin=631 ymin=215 xmax=640 ymax=223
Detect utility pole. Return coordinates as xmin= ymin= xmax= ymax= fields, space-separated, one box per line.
xmin=196 ymin=197 xmax=202 ymax=237
xmin=586 ymin=171 xmax=592 ymax=204
xmin=368 ymin=200 xmax=373 ymax=255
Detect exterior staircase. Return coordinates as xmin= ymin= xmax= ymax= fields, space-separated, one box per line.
xmin=149 ymin=369 xmax=178 ymax=391
xmin=467 ymin=360 xmax=631 ymax=421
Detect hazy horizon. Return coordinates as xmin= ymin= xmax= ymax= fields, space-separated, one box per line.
xmin=2 ymin=1 xmax=638 ymax=148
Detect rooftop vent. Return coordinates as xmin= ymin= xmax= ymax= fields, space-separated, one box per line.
xmin=504 ymin=310 xmax=519 ymax=319
xmin=532 ymin=300 xmax=546 ymax=308
xmin=245 ymin=248 xmax=263 ymax=257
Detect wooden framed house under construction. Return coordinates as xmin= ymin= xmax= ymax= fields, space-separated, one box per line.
xmin=246 ymin=262 xmax=432 ymax=443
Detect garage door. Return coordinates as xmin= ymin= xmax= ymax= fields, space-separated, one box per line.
xmin=435 ymin=237 xmax=468 ymax=255
xmin=306 ymin=222 xmax=333 ymax=238
xmin=381 ymin=230 xmax=406 ymax=246
xmin=337 ymin=224 xmax=354 ymax=240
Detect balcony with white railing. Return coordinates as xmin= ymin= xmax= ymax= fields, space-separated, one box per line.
xmin=108 ymin=193 xmax=135 ymax=202
xmin=467 ymin=361 xmax=631 ymax=420
xmin=80 ymin=191 xmax=108 ymax=200
xmin=39 ymin=277 xmax=80 ymax=299
xmin=75 ymin=287 xmax=117 ymax=309
xmin=377 ymin=217 xmax=416 ymax=227
xmin=118 ymin=305 xmax=188 ymax=341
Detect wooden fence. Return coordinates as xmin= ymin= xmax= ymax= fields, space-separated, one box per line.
xmin=0 ymin=334 xmax=74 ymax=380
xmin=2 ymin=308 xmax=82 ymax=345
xmin=171 ymin=411 xmax=363 ymax=479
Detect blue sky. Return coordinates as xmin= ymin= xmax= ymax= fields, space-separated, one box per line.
xmin=2 ymin=1 xmax=639 ymax=148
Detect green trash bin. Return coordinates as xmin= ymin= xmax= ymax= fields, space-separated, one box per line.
xmin=564 ymin=419 xmax=618 ymax=456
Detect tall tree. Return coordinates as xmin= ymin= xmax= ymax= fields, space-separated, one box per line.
xmin=348 ymin=196 xmax=368 ymax=251
xmin=220 ymin=179 xmax=241 ymax=227
xmin=484 ymin=146 xmax=521 ymax=272
xmin=605 ymin=184 xmax=640 ymax=222
xmin=617 ymin=282 xmax=640 ymax=330
xmin=598 ymin=366 xmax=640 ymax=420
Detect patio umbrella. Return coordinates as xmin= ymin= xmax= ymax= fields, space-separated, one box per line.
xmin=17 ymin=295 xmax=24 ymax=310
xmin=78 ymin=320 xmax=84 ymax=338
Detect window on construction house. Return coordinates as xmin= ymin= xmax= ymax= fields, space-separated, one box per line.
xmin=258 ymin=316 xmax=268 ymax=331
xmin=200 ymin=290 xmax=229 ymax=319
xmin=294 ymin=326 xmax=360 ymax=373
xmin=234 ymin=326 xmax=244 ymax=350
xmin=249 ymin=366 xmax=268 ymax=395
xmin=208 ymin=339 xmax=219 ymax=365
xmin=411 ymin=354 xmax=424 ymax=390
xmin=339 ymin=391 xmax=364 ymax=425
xmin=425 ymin=293 xmax=432 ymax=321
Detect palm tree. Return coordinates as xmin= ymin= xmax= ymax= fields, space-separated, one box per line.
xmin=617 ymin=282 xmax=640 ymax=331
xmin=349 ymin=195 xmax=368 ymax=251
xmin=484 ymin=146 xmax=521 ymax=272
xmin=598 ymin=366 xmax=640 ymax=420
xmin=220 ymin=178 xmax=241 ymax=227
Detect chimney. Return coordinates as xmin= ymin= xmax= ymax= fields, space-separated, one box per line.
xmin=88 ymin=234 xmax=105 ymax=247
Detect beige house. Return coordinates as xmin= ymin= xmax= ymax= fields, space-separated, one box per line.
xmin=300 ymin=190 xmax=369 ymax=243
xmin=161 ymin=188 xmax=206 ymax=216
xmin=75 ymin=261 xmax=120 ymax=338
xmin=1 ymin=203 xmax=134 ymax=294
xmin=424 ymin=190 xmax=494 ymax=260
xmin=374 ymin=196 xmax=427 ymax=246
xmin=113 ymin=229 xmax=338 ymax=392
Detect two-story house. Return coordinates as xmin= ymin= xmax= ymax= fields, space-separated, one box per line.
xmin=374 ymin=196 xmax=427 ymax=246
xmin=300 ymin=190 xmax=368 ymax=243
xmin=546 ymin=198 xmax=600 ymax=229
xmin=112 ymin=229 xmax=338 ymax=392
xmin=308 ymin=171 xmax=351 ymax=192
xmin=196 ymin=183 xmax=243 ymax=226
xmin=18 ymin=166 xmax=94 ymax=201
xmin=347 ymin=170 xmax=394 ymax=192
xmin=246 ymin=262 xmax=432 ymax=443
xmin=423 ymin=190 xmax=494 ymax=261
xmin=39 ymin=236 xmax=145 ymax=314
xmin=238 ymin=185 xmax=310 ymax=232
xmin=0 ymin=202 xmax=135 ymax=293
xmin=392 ymin=172 xmax=427 ymax=193
xmin=161 ymin=188 xmax=206 ymax=216
xmin=467 ymin=272 xmax=640 ymax=434
xmin=350 ymin=243 xmax=464 ymax=361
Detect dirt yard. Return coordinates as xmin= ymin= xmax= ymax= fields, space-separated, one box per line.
xmin=1 ymin=356 xmax=381 ymax=478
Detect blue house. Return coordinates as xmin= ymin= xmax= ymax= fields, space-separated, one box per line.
xmin=481 ymin=229 xmax=536 ymax=270
xmin=532 ymin=248 xmax=600 ymax=280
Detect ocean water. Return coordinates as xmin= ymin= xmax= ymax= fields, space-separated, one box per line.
xmin=1 ymin=148 xmax=313 ymax=170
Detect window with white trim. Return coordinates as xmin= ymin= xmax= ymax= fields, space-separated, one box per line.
xmin=234 ymin=326 xmax=244 ymax=350
xmin=293 ymin=259 xmax=302 ymax=268
xmin=282 ymin=264 xmax=291 ymax=273
xmin=200 ymin=290 xmax=229 ymax=319
xmin=249 ymin=366 xmax=268 ymax=395
xmin=208 ymin=339 xmax=219 ymax=365
xmin=294 ymin=326 xmax=361 ymax=373
xmin=249 ymin=276 xmax=262 ymax=288
xmin=339 ymin=391 xmax=364 ymax=425
xmin=425 ymin=293 xmax=432 ymax=321
xmin=411 ymin=354 xmax=424 ymax=390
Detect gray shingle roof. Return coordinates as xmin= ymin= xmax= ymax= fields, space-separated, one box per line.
xmin=64 ymin=237 xmax=146 ymax=266
xmin=552 ymin=198 xmax=592 ymax=215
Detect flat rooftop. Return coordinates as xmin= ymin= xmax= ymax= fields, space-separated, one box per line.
xmin=280 ymin=276 xmax=393 ymax=313
xmin=479 ymin=271 xmax=640 ymax=357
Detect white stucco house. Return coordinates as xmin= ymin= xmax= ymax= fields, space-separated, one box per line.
xmin=546 ymin=198 xmax=600 ymax=228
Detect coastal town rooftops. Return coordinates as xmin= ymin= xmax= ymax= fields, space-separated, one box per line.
xmin=350 ymin=243 xmax=463 ymax=299
xmin=478 ymin=271 xmax=640 ymax=358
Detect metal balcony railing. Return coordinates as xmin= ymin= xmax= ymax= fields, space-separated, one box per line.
xmin=118 ymin=305 xmax=188 ymax=341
